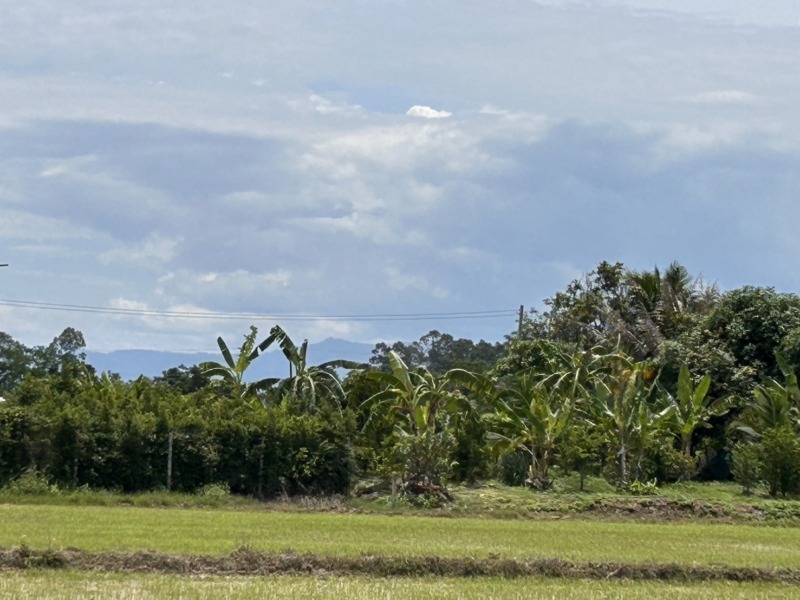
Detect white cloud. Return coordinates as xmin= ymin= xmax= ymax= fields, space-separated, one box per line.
xmin=630 ymin=121 xmax=756 ymax=163
xmin=99 ymin=234 xmax=182 ymax=267
xmin=155 ymin=269 xmax=294 ymax=304
xmin=109 ymin=297 xmax=149 ymax=311
xmin=682 ymin=90 xmax=758 ymax=104
xmin=2 ymin=0 xmax=800 ymax=354
xmin=385 ymin=267 xmax=449 ymax=300
xmin=292 ymin=212 xmax=428 ymax=246
xmin=308 ymin=93 xmax=362 ymax=115
xmin=300 ymin=122 xmax=488 ymax=177
xmin=407 ymin=105 xmax=453 ymax=119
xmin=438 ymin=246 xmax=499 ymax=269
xmin=0 ymin=209 xmax=95 ymax=241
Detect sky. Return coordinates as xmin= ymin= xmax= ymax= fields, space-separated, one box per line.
xmin=1 ymin=0 xmax=800 ymax=353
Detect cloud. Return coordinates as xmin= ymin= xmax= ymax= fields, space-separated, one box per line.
xmin=99 ymin=234 xmax=182 ymax=268
xmin=2 ymin=0 xmax=800 ymax=355
xmin=385 ymin=267 xmax=449 ymax=301
xmin=307 ymin=93 xmax=363 ymax=115
xmin=406 ymin=105 xmax=453 ymax=119
xmin=300 ymin=121 xmax=490 ymax=180
xmin=682 ymin=90 xmax=758 ymax=104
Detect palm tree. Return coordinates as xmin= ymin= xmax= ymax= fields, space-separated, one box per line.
xmin=628 ymin=262 xmax=719 ymax=343
xmin=201 ymin=326 xmax=278 ymax=405
xmin=269 ymin=325 xmax=364 ymax=412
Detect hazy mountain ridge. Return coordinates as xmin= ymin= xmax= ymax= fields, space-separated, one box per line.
xmin=86 ymin=338 xmax=374 ymax=381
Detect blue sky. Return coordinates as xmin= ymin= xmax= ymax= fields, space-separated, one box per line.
xmin=1 ymin=1 xmax=799 ymax=352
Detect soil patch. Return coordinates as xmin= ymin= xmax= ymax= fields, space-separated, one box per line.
xmin=2 ymin=546 xmax=799 ymax=584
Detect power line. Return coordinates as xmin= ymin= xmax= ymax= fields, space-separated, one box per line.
xmin=0 ymin=298 xmax=518 ymax=322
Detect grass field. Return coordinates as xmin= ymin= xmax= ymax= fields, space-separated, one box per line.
xmin=3 ymin=479 xmax=799 ymax=523
xmin=0 ymin=571 xmax=798 ymax=600
xmin=2 ymin=503 xmax=799 ymax=569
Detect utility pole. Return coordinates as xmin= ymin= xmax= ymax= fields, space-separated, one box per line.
xmin=517 ymin=305 xmax=525 ymax=337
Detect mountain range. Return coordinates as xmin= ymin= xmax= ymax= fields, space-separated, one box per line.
xmin=85 ymin=338 xmax=375 ymax=381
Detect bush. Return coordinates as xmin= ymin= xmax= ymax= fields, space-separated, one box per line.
xmin=760 ymin=426 xmax=800 ymax=497
xmin=500 ymin=451 xmax=530 ymax=487
xmin=628 ymin=479 xmax=659 ymax=495
xmin=197 ymin=482 xmax=231 ymax=498
xmin=3 ymin=468 xmax=59 ymax=496
xmin=393 ymin=428 xmax=455 ymax=491
xmin=730 ymin=442 xmax=761 ymax=495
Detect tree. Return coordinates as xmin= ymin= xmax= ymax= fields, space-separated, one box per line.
xmin=269 ymin=325 xmax=364 ymax=413
xmin=155 ymin=365 xmax=212 ymax=395
xmin=589 ymin=353 xmax=673 ymax=488
xmin=628 ymin=262 xmax=718 ymax=342
xmin=705 ymin=287 xmax=800 ymax=383
xmin=0 ymin=332 xmax=31 ymax=394
xmin=483 ymin=370 xmax=574 ymax=490
xmin=523 ymin=261 xmax=719 ymax=370
xmin=370 ymin=330 xmax=504 ymax=375
xmin=201 ymin=326 xmax=277 ymax=404
xmin=733 ymin=352 xmax=800 ymax=443
xmin=364 ymin=351 xmax=464 ymax=494
xmin=543 ymin=261 xmax=639 ymax=353
xmin=667 ymin=364 xmax=731 ymax=480
xmin=760 ymin=425 xmax=800 ymax=497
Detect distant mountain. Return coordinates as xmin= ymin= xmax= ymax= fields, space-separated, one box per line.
xmin=86 ymin=338 xmax=374 ymax=381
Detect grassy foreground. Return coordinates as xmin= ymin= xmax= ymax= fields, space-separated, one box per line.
xmin=2 ymin=503 xmax=800 ymax=569
xmin=1 ymin=571 xmax=798 ymax=600
xmin=3 ymin=479 xmax=798 ymax=523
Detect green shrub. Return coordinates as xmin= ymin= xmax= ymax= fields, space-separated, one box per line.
xmin=393 ymin=428 xmax=455 ymax=491
xmin=3 ymin=468 xmax=59 ymax=496
xmin=730 ymin=442 xmax=761 ymax=495
xmin=500 ymin=451 xmax=529 ymax=487
xmin=760 ymin=426 xmax=800 ymax=497
xmin=197 ymin=482 xmax=231 ymax=498
xmin=628 ymin=479 xmax=659 ymax=495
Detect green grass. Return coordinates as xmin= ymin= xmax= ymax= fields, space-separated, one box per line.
xmin=349 ymin=478 xmax=800 ymax=523
xmin=3 ymin=478 xmax=798 ymax=522
xmin=0 ymin=571 xmax=797 ymax=599
xmin=2 ymin=503 xmax=800 ymax=568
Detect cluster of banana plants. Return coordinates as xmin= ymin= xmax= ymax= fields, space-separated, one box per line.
xmin=201 ymin=327 xmax=756 ymax=494
xmin=201 ymin=325 xmax=365 ymax=412
xmin=453 ymin=345 xmax=732 ymax=490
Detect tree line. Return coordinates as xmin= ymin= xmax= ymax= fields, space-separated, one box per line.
xmin=1 ymin=260 xmax=799 ymax=499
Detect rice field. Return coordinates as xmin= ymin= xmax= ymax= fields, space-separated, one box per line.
xmin=0 ymin=571 xmax=798 ymax=600
xmin=1 ymin=503 xmax=799 ymax=569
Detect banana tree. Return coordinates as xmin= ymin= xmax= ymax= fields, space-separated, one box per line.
xmin=363 ymin=351 xmax=465 ymax=490
xmin=200 ymin=326 xmax=278 ymax=405
xmin=667 ymin=364 xmax=730 ymax=479
xmin=269 ymin=325 xmax=365 ymax=413
xmin=365 ymin=350 xmax=459 ymax=436
xmin=589 ymin=353 xmax=672 ymax=488
xmin=735 ymin=375 xmax=800 ymax=439
xmin=484 ymin=369 xmax=575 ymax=490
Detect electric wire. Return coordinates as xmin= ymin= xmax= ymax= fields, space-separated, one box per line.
xmin=0 ymin=298 xmax=518 ymax=322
